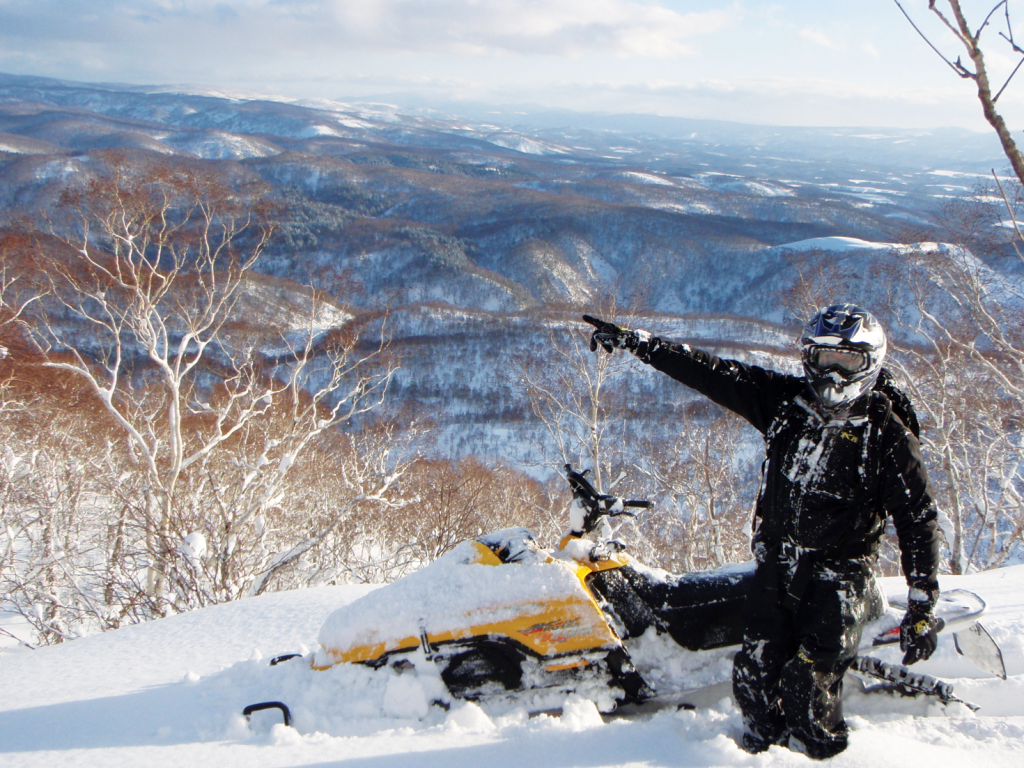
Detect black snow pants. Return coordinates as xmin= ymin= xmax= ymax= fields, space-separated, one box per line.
xmin=731 ymin=554 xmax=873 ymax=760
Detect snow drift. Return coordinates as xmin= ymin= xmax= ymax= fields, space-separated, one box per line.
xmin=1 ymin=565 xmax=1023 ymax=767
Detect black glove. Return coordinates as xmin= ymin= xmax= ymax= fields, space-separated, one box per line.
xmin=900 ymin=601 xmax=940 ymax=665
xmin=582 ymin=315 xmax=641 ymax=354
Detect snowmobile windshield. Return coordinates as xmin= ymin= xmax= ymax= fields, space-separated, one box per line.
xmin=807 ymin=346 xmax=869 ymax=375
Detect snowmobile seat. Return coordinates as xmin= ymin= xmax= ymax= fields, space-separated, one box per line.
xmin=587 ymin=562 xmax=755 ymax=651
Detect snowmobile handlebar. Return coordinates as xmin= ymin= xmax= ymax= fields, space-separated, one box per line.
xmin=622 ymin=500 xmax=652 ymax=509
xmin=564 ymin=465 xmax=652 ymax=533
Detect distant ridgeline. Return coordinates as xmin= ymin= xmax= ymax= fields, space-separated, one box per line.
xmin=0 ymin=71 xmax=1007 ymax=466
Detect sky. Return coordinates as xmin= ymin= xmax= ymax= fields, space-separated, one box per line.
xmin=2 ymin=0 xmax=1024 ymax=130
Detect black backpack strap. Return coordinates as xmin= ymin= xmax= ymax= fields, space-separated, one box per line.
xmin=874 ymin=367 xmax=920 ymax=438
xmin=869 ymin=390 xmax=894 ymax=433
xmin=867 ymin=389 xmax=894 ymax=511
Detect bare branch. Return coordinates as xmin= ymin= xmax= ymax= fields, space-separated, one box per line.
xmin=893 ymin=0 xmax=975 ymax=76
xmin=897 ymin=1 xmax=1024 ymax=184
xmin=992 ymin=53 xmax=1024 ymax=101
xmin=930 ymin=0 xmax=975 ymax=46
xmin=990 ymin=169 xmax=1024 ymax=266
xmin=978 ymin=0 xmax=1008 ymax=39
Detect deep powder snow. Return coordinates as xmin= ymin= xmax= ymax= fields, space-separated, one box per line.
xmin=1 ymin=562 xmax=1023 ymax=767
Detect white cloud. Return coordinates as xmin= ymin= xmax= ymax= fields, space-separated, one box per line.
xmin=369 ymin=74 xmax=991 ymax=130
xmin=333 ymin=0 xmax=739 ymax=58
xmin=0 ymin=1 xmax=998 ymax=130
xmin=0 ymin=1 xmax=736 ymax=59
xmin=798 ymin=27 xmax=835 ymax=49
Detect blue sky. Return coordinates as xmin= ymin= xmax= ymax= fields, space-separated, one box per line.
xmin=1 ymin=0 xmax=1023 ymax=130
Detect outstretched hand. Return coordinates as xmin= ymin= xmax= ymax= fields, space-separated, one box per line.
xmin=583 ymin=314 xmax=634 ymax=354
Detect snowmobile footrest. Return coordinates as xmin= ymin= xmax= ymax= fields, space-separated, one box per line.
xmin=243 ymin=701 xmax=292 ymax=726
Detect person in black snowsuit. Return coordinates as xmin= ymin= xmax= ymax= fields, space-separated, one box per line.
xmin=585 ymin=305 xmax=941 ymax=760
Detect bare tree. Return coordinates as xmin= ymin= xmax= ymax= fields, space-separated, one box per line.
xmin=889 ymin=190 xmax=1024 ymax=408
xmin=512 ymin=308 xmax=638 ymax=493
xmin=894 ymin=0 xmax=1024 ymax=185
xmin=635 ymin=407 xmax=755 ymax=572
xmin=245 ymin=417 xmax=418 ymax=595
xmin=885 ymin=227 xmax=1024 ymax=572
xmin=18 ymin=154 xmax=397 ymax=616
xmin=901 ymin=342 xmax=1024 ymax=572
xmin=0 ymin=354 xmax=416 ymax=642
xmin=0 ymin=232 xmax=46 ymax=410
xmin=0 ymin=365 xmax=134 ymax=643
xmin=393 ymin=457 xmax=563 ymax=563
xmin=1 ymin=431 xmax=104 ymax=643
xmin=886 ymin=2 xmax=1024 ymax=569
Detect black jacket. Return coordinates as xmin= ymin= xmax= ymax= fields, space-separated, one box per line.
xmin=641 ymin=340 xmax=940 ymax=594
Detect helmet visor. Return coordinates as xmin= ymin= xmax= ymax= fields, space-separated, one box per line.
xmin=807 ymin=346 xmax=869 ymax=375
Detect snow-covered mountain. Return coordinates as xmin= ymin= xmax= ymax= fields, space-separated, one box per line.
xmin=2 ymin=72 xmax=1018 ymax=466
xmin=0 ymin=71 xmax=1008 ymax=321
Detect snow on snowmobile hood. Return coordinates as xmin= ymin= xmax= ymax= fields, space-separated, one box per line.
xmin=314 ymin=530 xmax=616 ymax=668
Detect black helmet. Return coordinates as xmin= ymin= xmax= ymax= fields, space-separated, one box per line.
xmin=801 ymin=304 xmax=887 ymax=409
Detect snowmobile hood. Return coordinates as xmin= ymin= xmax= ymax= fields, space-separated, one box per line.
xmin=313 ymin=534 xmax=623 ymax=670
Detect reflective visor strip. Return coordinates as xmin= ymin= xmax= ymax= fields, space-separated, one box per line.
xmin=809 ymin=346 xmax=869 ymax=374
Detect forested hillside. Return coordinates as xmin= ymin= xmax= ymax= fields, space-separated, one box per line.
xmin=2 ymin=73 xmax=1022 ymax=646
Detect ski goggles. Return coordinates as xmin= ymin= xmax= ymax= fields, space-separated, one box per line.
xmin=805 ymin=345 xmax=870 ymax=375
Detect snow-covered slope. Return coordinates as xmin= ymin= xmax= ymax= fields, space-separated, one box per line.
xmin=1 ymin=563 xmax=1022 ymax=767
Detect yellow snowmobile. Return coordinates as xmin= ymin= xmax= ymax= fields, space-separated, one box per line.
xmin=245 ymin=466 xmax=1001 ymax=724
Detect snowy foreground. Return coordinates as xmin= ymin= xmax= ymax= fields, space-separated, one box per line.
xmin=1 ymin=566 xmax=1023 ymax=768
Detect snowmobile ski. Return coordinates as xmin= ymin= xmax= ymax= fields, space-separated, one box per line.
xmin=243 ymin=701 xmax=293 ymax=727
xmin=849 ymin=655 xmax=980 ymax=711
